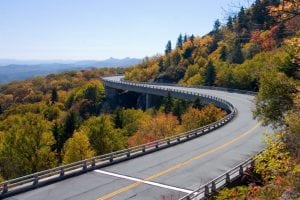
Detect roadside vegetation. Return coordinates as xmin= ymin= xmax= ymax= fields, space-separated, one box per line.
xmin=124 ymin=0 xmax=300 ymax=198
xmin=0 ymin=68 xmax=225 ymax=181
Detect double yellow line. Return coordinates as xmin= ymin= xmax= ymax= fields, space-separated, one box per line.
xmin=97 ymin=122 xmax=261 ymax=200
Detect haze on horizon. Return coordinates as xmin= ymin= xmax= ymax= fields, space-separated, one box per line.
xmin=0 ymin=0 xmax=253 ymax=61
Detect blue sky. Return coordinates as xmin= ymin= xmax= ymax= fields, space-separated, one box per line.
xmin=0 ymin=0 xmax=253 ymax=60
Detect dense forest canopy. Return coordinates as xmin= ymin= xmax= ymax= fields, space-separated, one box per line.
xmin=0 ymin=67 xmax=225 ymax=181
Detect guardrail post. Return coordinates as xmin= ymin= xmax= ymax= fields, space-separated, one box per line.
xmin=142 ymin=146 xmax=146 ymax=153
xmin=167 ymin=139 xmax=170 ymax=145
xmin=177 ymin=136 xmax=180 ymax=142
xmin=60 ymin=168 xmax=64 ymax=177
xmin=126 ymin=150 xmax=130 ymax=158
xmin=226 ymin=173 xmax=231 ymax=184
xmin=211 ymin=181 xmax=217 ymax=194
xmin=33 ymin=175 xmax=38 ymax=185
xmin=92 ymin=158 xmax=96 ymax=167
xmin=155 ymin=142 xmax=159 ymax=148
xmin=2 ymin=183 xmax=8 ymax=194
xmin=204 ymin=185 xmax=210 ymax=197
xmin=83 ymin=161 xmax=87 ymax=171
xmin=109 ymin=155 xmax=113 ymax=163
xmin=239 ymin=165 xmax=244 ymax=176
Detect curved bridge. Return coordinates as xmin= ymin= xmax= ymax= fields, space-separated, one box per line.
xmin=3 ymin=76 xmax=271 ymax=200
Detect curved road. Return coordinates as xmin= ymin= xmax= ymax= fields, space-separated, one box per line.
xmin=7 ymin=76 xmax=272 ymax=200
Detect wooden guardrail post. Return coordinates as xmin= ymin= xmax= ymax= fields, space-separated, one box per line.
xmin=109 ymin=155 xmax=113 ymax=163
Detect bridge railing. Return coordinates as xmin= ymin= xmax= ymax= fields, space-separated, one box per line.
xmin=179 ymin=156 xmax=256 ymax=200
xmin=115 ymin=77 xmax=257 ymax=96
xmin=0 ymin=78 xmax=237 ymax=198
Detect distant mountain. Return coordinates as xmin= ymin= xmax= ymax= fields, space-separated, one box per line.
xmin=0 ymin=57 xmax=142 ymax=84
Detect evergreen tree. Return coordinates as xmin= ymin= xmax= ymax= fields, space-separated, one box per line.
xmin=193 ymin=97 xmax=202 ymax=109
xmin=62 ymin=111 xmax=79 ymax=146
xmin=229 ymin=39 xmax=244 ymax=64
xmin=173 ymin=100 xmax=184 ymax=123
xmin=213 ymin=19 xmax=221 ymax=32
xmin=203 ymin=60 xmax=216 ymax=86
xmin=190 ymin=34 xmax=195 ymax=42
xmin=227 ymin=16 xmax=233 ymax=30
xmin=176 ymin=34 xmax=183 ymax=49
xmin=165 ymin=40 xmax=172 ymax=55
xmin=219 ymin=46 xmax=228 ymax=61
xmin=164 ymin=92 xmax=174 ymax=114
xmin=114 ymin=107 xmax=124 ymax=129
xmin=183 ymin=34 xmax=188 ymax=43
xmin=251 ymin=0 xmax=272 ymax=29
xmin=51 ymin=88 xmax=58 ymax=104
xmin=237 ymin=7 xmax=249 ymax=31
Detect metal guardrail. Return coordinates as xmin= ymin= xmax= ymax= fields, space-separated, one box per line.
xmin=0 ymin=78 xmax=237 ymax=198
xmin=179 ymin=157 xmax=256 ymax=200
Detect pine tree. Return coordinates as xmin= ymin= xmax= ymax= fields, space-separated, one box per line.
xmin=165 ymin=40 xmax=172 ymax=55
xmin=229 ymin=39 xmax=244 ymax=64
xmin=51 ymin=88 xmax=58 ymax=104
xmin=193 ymin=97 xmax=202 ymax=109
xmin=213 ymin=19 xmax=221 ymax=32
xmin=164 ymin=92 xmax=174 ymax=114
xmin=227 ymin=16 xmax=233 ymax=30
xmin=203 ymin=60 xmax=216 ymax=86
xmin=183 ymin=34 xmax=188 ymax=43
xmin=219 ymin=46 xmax=228 ymax=61
xmin=176 ymin=34 xmax=183 ymax=49
xmin=190 ymin=34 xmax=195 ymax=42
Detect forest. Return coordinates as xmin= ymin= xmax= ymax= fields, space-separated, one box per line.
xmin=125 ymin=0 xmax=300 ymax=198
xmin=0 ymin=67 xmax=225 ymax=181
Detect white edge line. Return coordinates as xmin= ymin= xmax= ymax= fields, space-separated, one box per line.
xmin=94 ymin=170 xmax=193 ymax=194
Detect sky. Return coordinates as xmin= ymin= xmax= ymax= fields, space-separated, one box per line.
xmin=0 ymin=0 xmax=253 ymax=60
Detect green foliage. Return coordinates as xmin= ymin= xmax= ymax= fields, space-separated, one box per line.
xmin=0 ymin=113 xmax=56 ymax=179
xmin=255 ymin=133 xmax=296 ymax=182
xmin=203 ymin=60 xmax=216 ymax=86
xmin=82 ymin=115 xmax=126 ymax=155
xmin=254 ymin=71 xmax=296 ymax=127
xmin=62 ymin=131 xmax=95 ymax=164
xmin=51 ymin=88 xmax=58 ymax=103
xmin=165 ymin=40 xmax=172 ymax=54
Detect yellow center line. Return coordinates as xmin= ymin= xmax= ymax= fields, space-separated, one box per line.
xmin=97 ymin=122 xmax=261 ymax=200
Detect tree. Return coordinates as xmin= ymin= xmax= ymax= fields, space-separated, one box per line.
xmin=219 ymin=46 xmax=228 ymax=61
xmin=165 ymin=40 xmax=172 ymax=55
xmin=83 ymin=115 xmax=125 ymax=155
xmin=51 ymin=88 xmax=58 ymax=104
xmin=254 ymin=71 xmax=296 ymax=127
xmin=229 ymin=39 xmax=244 ymax=64
xmin=0 ymin=104 xmax=3 ymax=115
xmin=62 ymin=131 xmax=95 ymax=164
xmin=0 ymin=113 xmax=56 ymax=179
xmin=163 ymin=92 xmax=174 ymax=114
xmin=203 ymin=60 xmax=216 ymax=86
xmin=227 ymin=16 xmax=233 ymax=30
xmin=183 ymin=34 xmax=188 ymax=43
xmin=193 ymin=97 xmax=202 ymax=109
xmin=213 ymin=19 xmax=221 ymax=32
xmin=176 ymin=34 xmax=183 ymax=49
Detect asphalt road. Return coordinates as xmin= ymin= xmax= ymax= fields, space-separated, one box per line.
xmin=7 ymin=76 xmax=272 ymax=200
